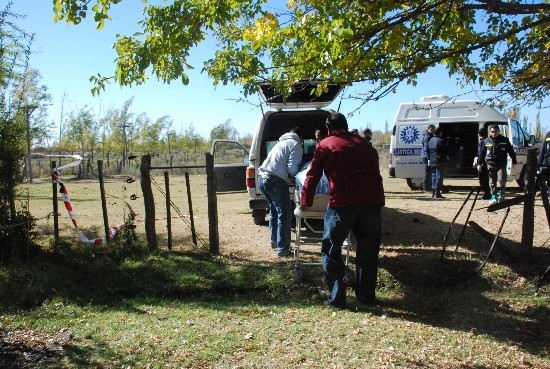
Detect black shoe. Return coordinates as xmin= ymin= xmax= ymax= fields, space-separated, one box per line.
xmin=277 ymin=248 xmax=294 ymax=258
xmin=480 ymin=194 xmax=492 ymax=200
xmin=323 ymin=300 xmax=346 ymax=310
xmin=354 ymin=296 xmax=377 ymax=310
xmin=434 ymin=192 xmax=445 ymax=199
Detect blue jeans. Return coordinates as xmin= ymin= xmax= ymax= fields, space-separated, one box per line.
xmin=322 ymin=204 xmax=382 ymax=307
xmin=431 ymin=165 xmax=444 ymax=191
xmin=259 ymin=175 xmax=291 ymax=256
xmin=423 ymin=158 xmax=432 ymax=190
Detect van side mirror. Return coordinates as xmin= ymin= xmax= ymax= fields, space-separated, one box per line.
xmin=528 ymin=135 xmax=536 ymax=147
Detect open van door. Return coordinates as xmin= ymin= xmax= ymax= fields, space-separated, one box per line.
xmin=211 ymin=140 xmax=249 ymax=192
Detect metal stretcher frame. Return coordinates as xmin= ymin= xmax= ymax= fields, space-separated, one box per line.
xmin=293 ymin=191 xmax=350 ymax=269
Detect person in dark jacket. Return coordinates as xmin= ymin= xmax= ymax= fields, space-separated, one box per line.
xmin=300 ymin=112 xmax=385 ymax=309
xmin=479 ymin=125 xmax=517 ymax=203
xmin=427 ymin=127 xmax=448 ymax=199
xmin=476 ymin=128 xmax=491 ymax=200
xmin=421 ymin=125 xmax=435 ymax=192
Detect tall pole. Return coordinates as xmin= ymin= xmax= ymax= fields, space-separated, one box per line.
xmin=24 ymin=105 xmax=38 ymax=183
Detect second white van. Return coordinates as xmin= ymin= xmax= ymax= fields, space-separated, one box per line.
xmin=388 ymin=95 xmax=536 ymax=189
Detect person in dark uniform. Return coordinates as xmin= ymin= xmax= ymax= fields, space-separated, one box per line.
xmin=421 ymin=125 xmax=435 ymax=192
xmin=479 ymin=125 xmax=517 ymax=203
xmin=476 ymin=128 xmax=491 ymax=200
xmin=427 ymin=127 xmax=448 ymax=199
xmin=538 ymin=130 xmax=550 ymax=196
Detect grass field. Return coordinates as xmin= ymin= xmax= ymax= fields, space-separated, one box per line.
xmin=1 ymin=170 xmax=549 ymax=368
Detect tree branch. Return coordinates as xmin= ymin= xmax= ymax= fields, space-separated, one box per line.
xmin=463 ymin=0 xmax=550 ymax=15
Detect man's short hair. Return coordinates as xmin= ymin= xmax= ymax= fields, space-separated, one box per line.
xmin=433 ymin=127 xmax=442 ymax=136
xmin=490 ymin=125 xmax=500 ymax=132
xmin=428 ymin=124 xmax=436 ymax=130
xmin=363 ymin=128 xmax=372 ymax=135
xmin=326 ymin=112 xmax=348 ymax=130
xmin=290 ymin=126 xmax=304 ymax=139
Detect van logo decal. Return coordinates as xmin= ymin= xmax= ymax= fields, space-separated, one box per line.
xmin=400 ymin=126 xmax=420 ymax=144
xmin=393 ymin=148 xmax=422 ymax=155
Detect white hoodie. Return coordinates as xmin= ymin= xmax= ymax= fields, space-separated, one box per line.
xmin=258 ymin=132 xmax=303 ymax=183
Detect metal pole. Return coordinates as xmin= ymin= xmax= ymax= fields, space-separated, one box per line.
xmin=98 ymin=160 xmax=110 ymax=244
xmin=205 ymin=153 xmax=219 ymax=254
xmin=51 ymin=161 xmax=59 ymax=245
xmin=123 ymin=125 xmax=127 ymax=168
xmin=164 ymin=171 xmax=172 ymax=250
xmin=185 ymin=171 xmax=197 ymax=245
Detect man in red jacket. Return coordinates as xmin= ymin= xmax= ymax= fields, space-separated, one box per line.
xmin=300 ymin=112 xmax=385 ymax=309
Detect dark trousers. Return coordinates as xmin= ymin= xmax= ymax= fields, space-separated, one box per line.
xmin=431 ymin=164 xmax=444 ymax=192
xmin=478 ymin=164 xmax=490 ymax=196
xmin=321 ymin=204 xmax=382 ymax=307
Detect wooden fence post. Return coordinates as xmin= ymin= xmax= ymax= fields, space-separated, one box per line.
xmin=97 ymin=160 xmax=110 ymax=244
xmin=520 ymin=149 xmax=536 ymax=256
xmin=185 ymin=171 xmax=197 ymax=245
xmin=51 ymin=161 xmax=59 ymax=245
xmin=205 ymin=153 xmax=219 ymax=254
xmin=140 ymin=155 xmax=158 ymax=250
xmin=164 ymin=171 xmax=172 ymax=250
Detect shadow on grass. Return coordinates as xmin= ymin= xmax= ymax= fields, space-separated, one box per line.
xmin=377 ymin=249 xmax=549 ymax=356
xmin=1 ymin=187 xmax=549 ymax=366
xmin=0 ymin=249 xmax=296 ymax=311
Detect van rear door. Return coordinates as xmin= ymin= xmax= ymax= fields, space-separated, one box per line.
xmin=211 ymin=140 xmax=249 ymax=192
xmin=259 ymin=81 xmax=343 ymax=110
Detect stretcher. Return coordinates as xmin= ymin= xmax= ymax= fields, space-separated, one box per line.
xmin=293 ymin=189 xmax=350 ymax=273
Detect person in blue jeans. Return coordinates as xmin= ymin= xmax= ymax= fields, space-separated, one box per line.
xmin=427 ymin=127 xmax=448 ymax=199
xmin=258 ymin=127 xmax=304 ymax=258
xmin=300 ymin=113 xmax=385 ymax=308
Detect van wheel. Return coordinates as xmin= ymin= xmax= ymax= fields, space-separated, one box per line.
xmin=252 ymin=209 xmax=266 ymax=225
xmin=406 ymin=178 xmax=423 ymax=190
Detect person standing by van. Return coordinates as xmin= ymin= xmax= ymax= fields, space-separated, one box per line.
xmin=479 ymin=125 xmax=517 ymax=204
xmin=363 ymin=128 xmax=373 ymax=144
xmin=428 ymin=127 xmax=448 ymax=199
xmin=477 ymin=128 xmax=492 ymax=200
xmin=300 ymin=112 xmax=385 ymax=309
xmin=421 ymin=125 xmax=436 ymax=192
xmin=258 ymin=127 xmax=304 ymax=258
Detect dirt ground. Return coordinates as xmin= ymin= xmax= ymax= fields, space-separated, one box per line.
xmin=217 ymin=176 xmax=550 ymax=263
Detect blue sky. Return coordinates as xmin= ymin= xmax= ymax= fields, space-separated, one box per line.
xmin=11 ymin=0 xmax=550 ymax=139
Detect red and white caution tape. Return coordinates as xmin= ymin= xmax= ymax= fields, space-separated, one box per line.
xmin=51 ymin=155 xmax=129 ymax=245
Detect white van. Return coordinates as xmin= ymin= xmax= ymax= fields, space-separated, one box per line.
xmin=388 ymin=95 xmax=536 ymax=190
xmin=244 ymin=82 xmax=343 ymax=224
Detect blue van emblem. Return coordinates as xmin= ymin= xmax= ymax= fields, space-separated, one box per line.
xmin=400 ymin=126 xmax=420 ymax=144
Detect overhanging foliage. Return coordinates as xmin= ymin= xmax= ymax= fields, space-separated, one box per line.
xmin=53 ymin=0 xmax=550 ymax=108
